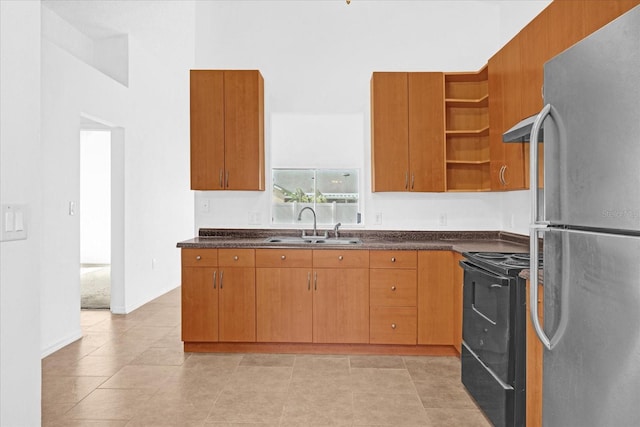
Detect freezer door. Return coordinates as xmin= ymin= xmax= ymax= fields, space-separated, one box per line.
xmin=543 ymin=6 xmax=640 ymax=232
xmin=543 ymin=229 xmax=640 ymax=427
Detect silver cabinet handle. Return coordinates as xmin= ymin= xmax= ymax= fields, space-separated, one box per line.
xmin=307 ymin=272 xmax=311 ymax=291
xmin=391 ymin=323 xmax=397 ymax=329
xmin=404 ymin=171 xmax=409 ymax=190
xmin=391 ymin=285 xmax=396 ymax=291
xmin=499 ymin=165 xmax=506 ymax=186
xmin=225 ymin=171 xmax=229 ymax=188
xmin=391 ymin=257 xmax=396 ymax=263
xmin=338 ymin=255 xmax=343 ymax=261
xmin=196 ymin=255 xmax=201 ymax=261
xmin=219 ymin=270 xmax=224 ymax=289
xmin=233 ymin=255 xmax=239 ymax=261
xmin=281 ymin=255 xmax=286 ymax=260
xmin=213 ymin=271 xmax=217 ymax=289
xmin=219 ymin=170 xmax=224 ymax=189
xmin=411 ymin=173 xmax=415 ymax=190
xmin=314 ymin=272 xmax=317 ymax=291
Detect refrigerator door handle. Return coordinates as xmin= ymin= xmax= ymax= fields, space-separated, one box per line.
xmin=529 ymin=103 xmax=568 ymax=351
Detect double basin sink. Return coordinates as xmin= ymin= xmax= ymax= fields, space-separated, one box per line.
xmin=264 ymin=236 xmax=362 ymax=246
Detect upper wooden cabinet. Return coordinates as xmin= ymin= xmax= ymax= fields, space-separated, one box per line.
xmin=190 ymin=70 xmax=264 ymax=191
xmin=444 ymin=68 xmax=490 ymax=191
xmin=371 ymin=72 xmax=445 ymax=192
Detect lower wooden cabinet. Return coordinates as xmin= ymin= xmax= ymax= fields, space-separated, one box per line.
xmin=256 ymin=249 xmax=313 ymax=343
xmin=313 ymin=258 xmax=370 ymax=344
xmin=182 ymin=247 xmax=463 ymax=353
xmin=417 ymin=251 xmax=455 ymax=345
xmin=369 ymin=250 xmax=417 ymax=345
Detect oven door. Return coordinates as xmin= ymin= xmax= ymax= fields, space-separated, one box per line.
xmin=460 ymin=260 xmax=514 ymax=383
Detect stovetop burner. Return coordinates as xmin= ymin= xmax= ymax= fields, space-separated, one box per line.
xmin=463 ymin=251 xmax=542 ymax=277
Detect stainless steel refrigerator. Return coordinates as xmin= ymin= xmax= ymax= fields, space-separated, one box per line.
xmin=528 ymin=5 xmax=640 ymax=426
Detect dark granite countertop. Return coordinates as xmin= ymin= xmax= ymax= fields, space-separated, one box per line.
xmin=177 ymin=228 xmax=529 ymax=254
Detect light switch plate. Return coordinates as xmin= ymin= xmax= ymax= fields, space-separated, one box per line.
xmin=1 ymin=204 xmax=28 ymax=241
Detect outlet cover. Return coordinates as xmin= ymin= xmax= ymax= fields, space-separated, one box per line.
xmin=1 ymin=204 xmax=28 ymax=241
xmin=439 ymin=214 xmax=447 ymax=226
xmin=374 ymin=212 xmax=382 ymax=225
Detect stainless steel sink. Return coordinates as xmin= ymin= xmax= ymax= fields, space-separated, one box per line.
xmin=264 ymin=236 xmax=362 ymax=245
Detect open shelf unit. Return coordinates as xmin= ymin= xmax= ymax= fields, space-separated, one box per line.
xmin=444 ymin=66 xmax=490 ymax=191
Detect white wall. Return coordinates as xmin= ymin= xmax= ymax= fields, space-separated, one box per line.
xmin=40 ymin=1 xmax=196 ymax=357
xmin=0 ymin=2 xmax=43 ymax=425
xmin=193 ymin=0 xmax=549 ymax=233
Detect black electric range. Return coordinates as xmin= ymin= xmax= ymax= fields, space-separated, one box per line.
xmin=459 ymin=251 xmax=542 ymax=427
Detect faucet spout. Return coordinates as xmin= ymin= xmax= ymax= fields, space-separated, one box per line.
xmin=333 ymin=222 xmax=342 ymax=238
xmin=297 ymin=207 xmax=318 ymax=237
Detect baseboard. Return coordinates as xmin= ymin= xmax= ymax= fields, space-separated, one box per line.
xmin=110 ymin=305 xmax=126 ymax=314
xmin=41 ymin=329 xmax=83 ymax=358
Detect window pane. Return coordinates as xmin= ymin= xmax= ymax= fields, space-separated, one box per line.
xmin=272 ymin=168 xmax=360 ymax=226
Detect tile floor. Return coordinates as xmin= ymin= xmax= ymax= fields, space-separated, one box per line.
xmin=42 ymin=288 xmax=491 ymax=426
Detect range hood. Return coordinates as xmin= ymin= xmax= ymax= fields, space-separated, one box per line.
xmin=502 ymin=115 xmax=544 ymax=143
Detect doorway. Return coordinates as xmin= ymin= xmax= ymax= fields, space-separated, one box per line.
xmin=80 ymin=129 xmax=111 ymax=309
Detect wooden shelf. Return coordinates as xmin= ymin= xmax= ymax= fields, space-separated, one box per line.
xmin=445 ymin=126 xmax=489 ymax=137
xmin=445 ymin=94 xmax=488 ymax=108
xmin=446 ymin=159 xmax=490 ymax=165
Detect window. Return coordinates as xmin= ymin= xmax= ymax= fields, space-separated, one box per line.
xmin=272 ymin=168 xmax=361 ymax=226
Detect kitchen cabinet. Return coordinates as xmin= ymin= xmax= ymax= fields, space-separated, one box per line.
xmin=181 ymin=249 xmax=219 ymax=342
xmin=417 ymin=251 xmax=454 ymax=345
xmin=444 ymin=67 xmax=491 ymax=191
xmin=255 ymin=249 xmax=313 ymax=343
xmin=190 ymin=69 xmax=264 ymax=191
xmin=217 ymin=249 xmax=256 ymax=342
xmin=452 ymin=252 xmax=464 ymax=354
xmin=526 ymin=278 xmax=544 ymax=427
xmin=371 ymin=72 xmax=445 ymax=192
xmin=369 ymin=251 xmax=417 ymax=345
xmin=312 ymin=250 xmax=370 ymax=344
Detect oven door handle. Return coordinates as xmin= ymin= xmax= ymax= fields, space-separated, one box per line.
xmin=460 ymin=261 xmax=511 ymax=284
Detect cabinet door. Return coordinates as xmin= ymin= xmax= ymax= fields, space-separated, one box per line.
xmin=256 ymin=268 xmax=313 ymax=343
xmin=218 ymin=267 xmax=256 ymax=342
xmin=371 ymin=72 xmax=409 ymax=192
xmin=224 ymin=70 xmax=265 ymax=191
xmin=181 ymin=267 xmax=218 ymax=342
xmin=490 ymin=39 xmax=526 ymax=191
xmin=313 ymin=268 xmax=369 ymax=344
xmin=417 ymin=251 xmax=454 ymax=345
xmin=190 ymin=70 xmax=225 ymax=190
xmin=452 ymin=252 xmax=464 ymax=354
xmin=408 ymin=72 xmax=445 ymax=192
xmin=582 ymin=1 xmax=640 ymax=36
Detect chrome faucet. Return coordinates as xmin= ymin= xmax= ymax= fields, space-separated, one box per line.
xmin=297 ymin=207 xmax=325 ymax=238
xmin=333 ymin=222 xmax=342 ymax=238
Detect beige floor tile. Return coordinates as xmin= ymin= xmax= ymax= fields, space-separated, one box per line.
xmin=413 ymin=378 xmax=477 ymax=409
xmin=222 ymin=365 xmax=292 ymax=393
xmin=350 ymin=368 xmax=417 ymax=394
xmin=42 ymin=375 xmax=108 ymax=403
xmin=129 ymin=347 xmax=189 ymax=366
xmin=353 ymin=392 xmax=429 ymax=426
xmin=206 ymin=390 xmax=287 ymax=424
xmin=349 ymin=355 xmax=406 ymax=369
xmin=64 ymin=388 xmax=153 ymax=421
xmin=46 ymin=419 xmax=128 ymax=427
xmin=239 ymin=353 xmax=296 ymax=367
xmin=290 ymin=355 xmax=352 ymax=392
xmin=404 ymin=356 xmax=461 ymax=382
xmin=42 ymin=402 xmax=76 ymax=426
xmin=280 ymin=389 xmax=353 ymax=426
xmin=99 ymin=365 xmax=180 ymax=392
xmin=424 ymin=407 xmax=492 ymax=427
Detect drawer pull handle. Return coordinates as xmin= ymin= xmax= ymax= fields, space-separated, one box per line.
xmin=196 ymin=255 xmax=201 ymax=261
xmin=307 ymin=272 xmax=311 ymax=291
xmin=338 ymin=255 xmax=343 ymax=261
xmin=234 ymin=256 xmax=239 ymax=261
xmin=219 ymin=271 xmax=224 ymax=289
xmin=281 ymin=255 xmax=286 ymax=260
xmin=212 ymin=271 xmax=217 ymax=289
xmin=391 ymin=323 xmax=397 ymax=329
xmin=391 ymin=286 xmax=396 ymax=291
xmin=391 ymin=257 xmax=396 ymax=262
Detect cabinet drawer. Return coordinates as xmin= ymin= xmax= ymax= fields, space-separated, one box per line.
xmin=370 ymin=269 xmax=417 ymax=306
xmin=370 ymin=306 xmax=417 ymax=345
xmin=313 ymin=250 xmax=369 ymax=268
xmin=370 ymin=250 xmax=417 ymax=269
xmin=182 ymin=248 xmax=218 ymax=267
xmin=255 ymin=249 xmax=312 ymax=268
xmin=218 ymin=249 xmax=255 ymax=267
